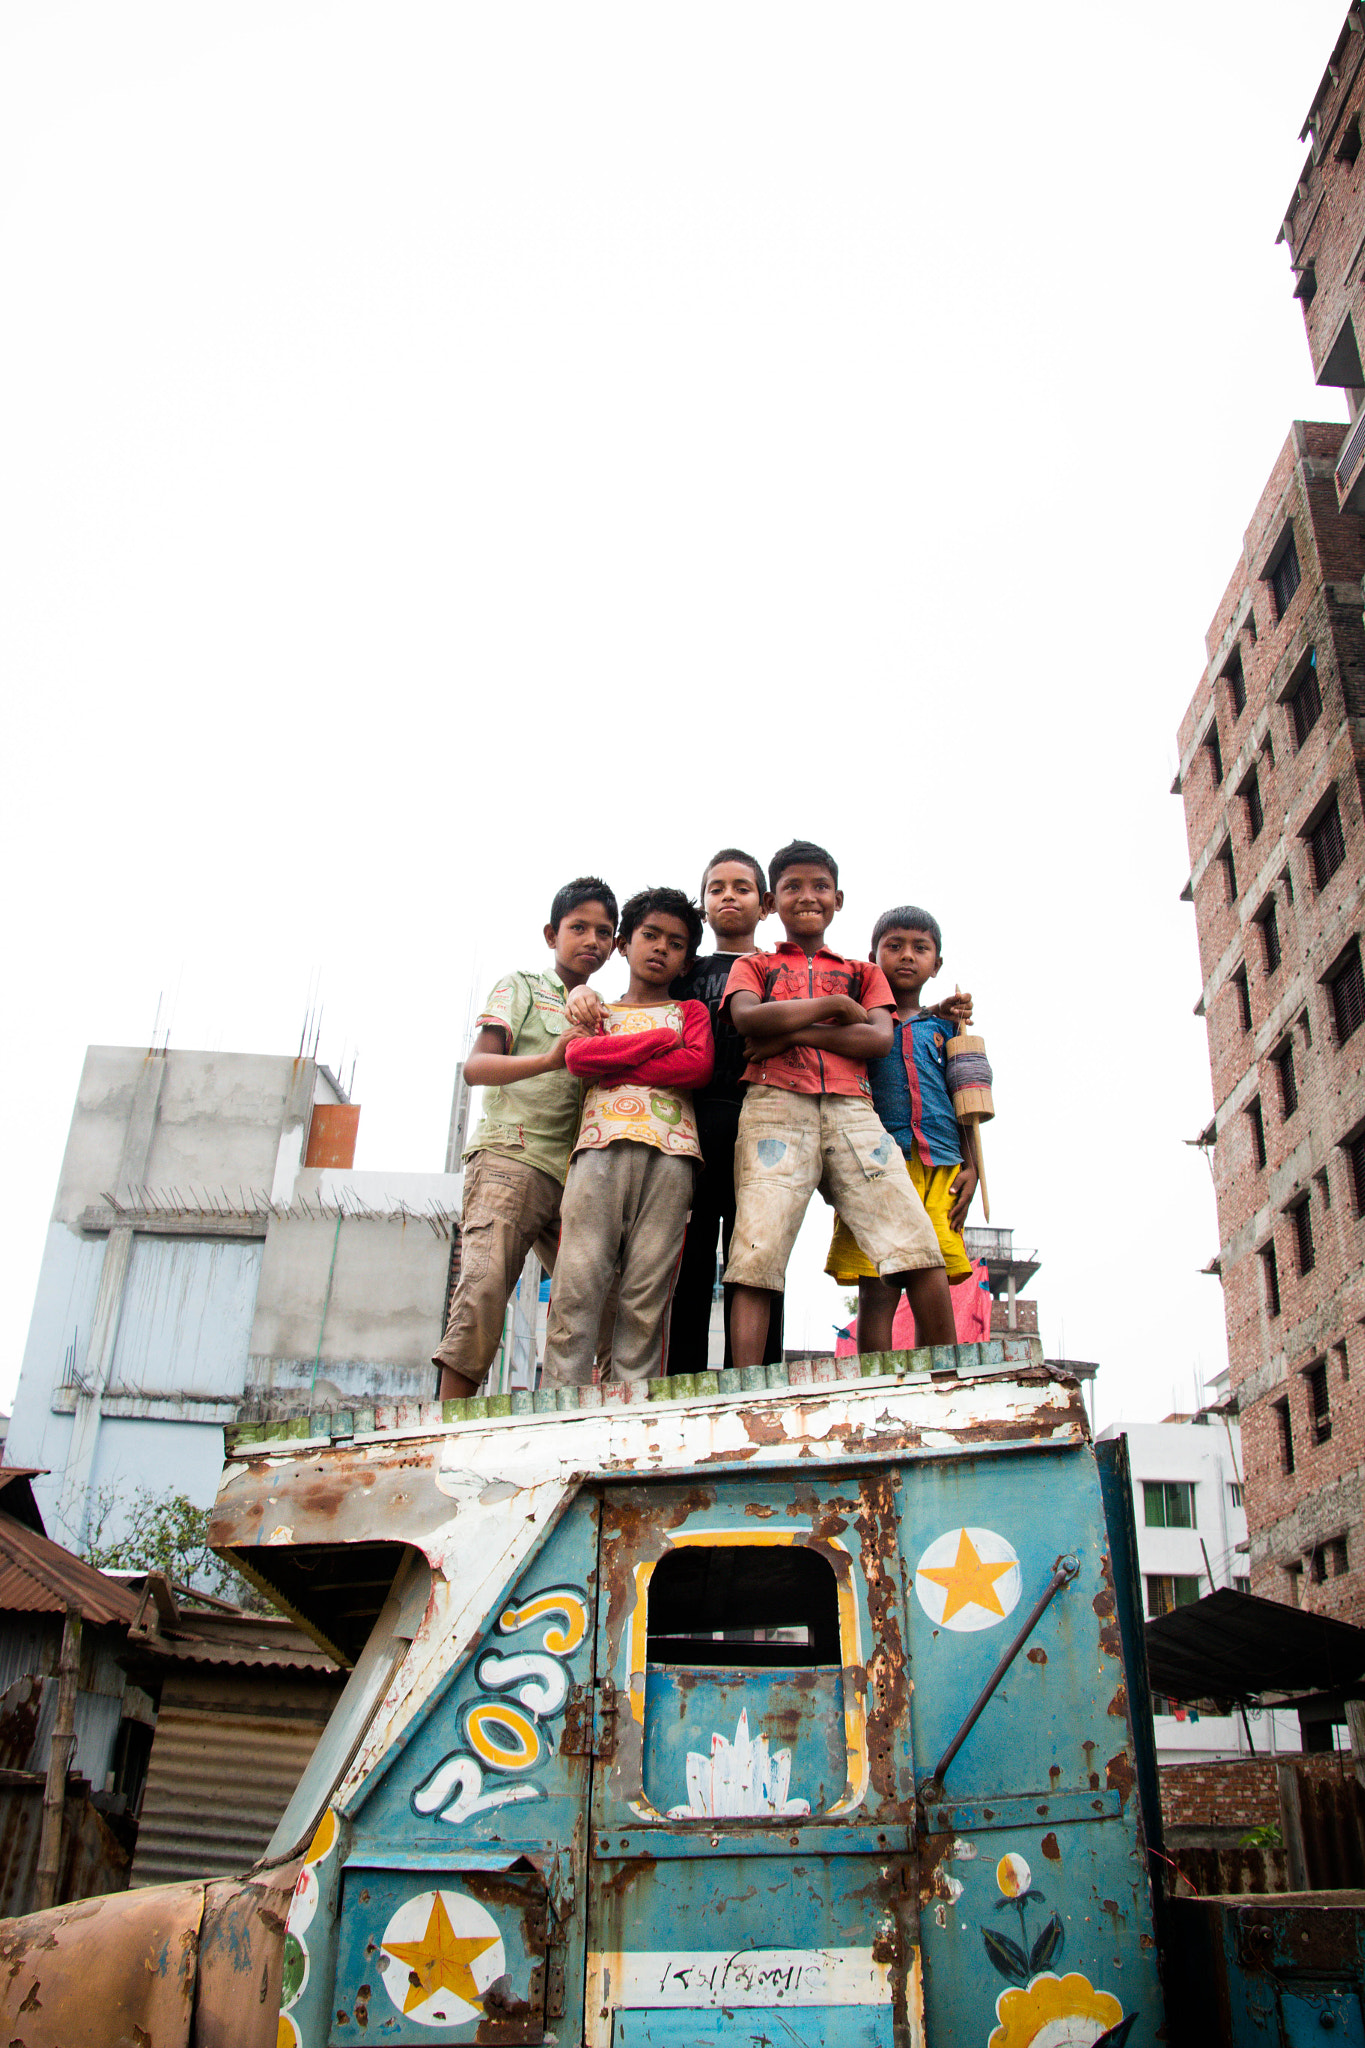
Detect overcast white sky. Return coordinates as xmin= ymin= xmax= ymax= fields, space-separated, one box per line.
xmin=0 ymin=3 xmax=1351 ymax=1427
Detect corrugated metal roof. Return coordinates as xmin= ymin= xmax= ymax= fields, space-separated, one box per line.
xmin=127 ymin=1609 xmax=341 ymax=1674
xmin=1146 ymin=1586 xmax=1365 ymax=1703
xmin=0 ymin=1512 xmax=143 ymax=1627
xmin=130 ymin=1703 xmax=330 ymax=1888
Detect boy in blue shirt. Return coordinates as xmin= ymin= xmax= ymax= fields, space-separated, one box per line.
xmin=825 ymin=904 xmax=979 ymax=1352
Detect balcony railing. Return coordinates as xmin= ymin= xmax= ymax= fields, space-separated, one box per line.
xmin=963 ymin=1227 xmax=1013 ymax=1259
xmin=1336 ymin=409 xmax=1365 ymax=509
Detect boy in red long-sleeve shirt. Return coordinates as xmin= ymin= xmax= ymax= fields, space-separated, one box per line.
xmin=541 ymin=888 xmax=713 ymax=1387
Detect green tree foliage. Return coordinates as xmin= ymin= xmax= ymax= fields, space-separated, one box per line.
xmin=81 ymin=1484 xmax=270 ymax=1611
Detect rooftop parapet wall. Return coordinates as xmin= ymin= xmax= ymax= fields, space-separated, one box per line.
xmin=52 ymin=1047 xmax=327 ymax=1227
xmin=221 ymin=1335 xmax=1052 ymax=1455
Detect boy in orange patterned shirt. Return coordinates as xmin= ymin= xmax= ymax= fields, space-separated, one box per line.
xmin=542 ymin=888 xmax=713 ymax=1387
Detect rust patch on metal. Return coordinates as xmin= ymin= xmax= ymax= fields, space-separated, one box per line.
xmin=853 ymin=1471 xmax=910 ymax=1814
xmin=740 ymin=1411 xmax=789 ymax=1448
xmin=744 ymin=1503 xmax=776 ymax=1518
xmin=1093 ymin=1554 xmax=1123 ymax=1660
xmin=916 ymin=1830 xmax=960 ymax=1909
xmin=1107 ymin=1682 xmax=1128 ymax=1719
xmin=1040 ymin=1832 xmax=1061 ymax=1862
xmin=600 ymin=1485 xmax=716 ymax=1648
xmin=1027 ymin=1647 xmax=1047 ymax=1666
xmin=1105 ymin=1750 xmax=1136 ymax=1810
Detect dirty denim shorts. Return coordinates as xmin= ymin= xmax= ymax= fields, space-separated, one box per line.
xmin=724 ymin=1086 xmax=945 ymax=1293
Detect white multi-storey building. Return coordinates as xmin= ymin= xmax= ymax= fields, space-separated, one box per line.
xmin=1099 ymin=1383 xmax=1300 ymax=1763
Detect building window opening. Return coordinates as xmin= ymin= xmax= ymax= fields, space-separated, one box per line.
xmin=1242 ymin=767 xmax=1264 ymax=840
xmin=1269 ymin=530 xmax=1302 ymax=621
xmin=1234 ymin=1574 xmax=1252 ymax=1594
xmin=1248 ymin=1096 xmax=1266 ymax=1170
xmin=1338 ymin=116 xmax=1362 ymax=168
xmin=1309 ymin=793 xmax=1346 ymax=889
xmin=1275 ymin=1040 xmax=1298 ymax=1117
xmin=1289 ymin=653 xmax=1322 ymax=749
xmin=1219 ymin=842 xmax=1238 ymax=905
xmin=1306 ymin=1358 xmax=1331 ymax=1443
xmin=1262 ymin=1242 xmax=1282 ymax=1319
xmin=1305 ymin=1540 xmax=1347 ymax=1585
xmin=1234 ymin=965 xmax=1252 ymax=1032
xmin=1292 ymin=1197 xmax=1315 ymax=1276
xmin=1275 ymin=1395 xmax=1295 ymax=1474
xmin=1225 ymin=647 xmax=1247 ymax=718
xmin=1287 ymin=1560 xmax=1304 ymax=1604
xmin=1146 ymin=1574 xmax=1201 ymax=1618
xmin=1229 ymin=1482 xmax=1244 ymax=1508
xmin=1259 ymin=899 xmax=1283 ymax=976
xmin=1330 ymin=943 xmax=1365 ymax=1045
xmin=1143 ymin=1480 xmax=1196 ymax=1530
xmin=646 ymin=1544 xmax=841 ymax=1669
xmin=1203 ymin=721 xmax=1224 ymax=785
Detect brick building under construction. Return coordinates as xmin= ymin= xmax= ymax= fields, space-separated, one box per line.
xmin=1177 ymin=9 xmax=1365 ymax=1624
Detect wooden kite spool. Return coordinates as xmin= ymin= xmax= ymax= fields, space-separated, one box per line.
xmin=946 ymin=1022 xmax=994 ymax=1224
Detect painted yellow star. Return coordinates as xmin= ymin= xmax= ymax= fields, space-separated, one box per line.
xmin=382 ymin=1893 xmax=499 ymax=2015
xmin=919 ymin=1529 xmax=1013 ymax=1622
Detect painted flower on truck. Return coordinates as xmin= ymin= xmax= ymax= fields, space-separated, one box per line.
xmin=989 ymin=1970 xmax=1134 ymax=2048
xmin=982 ymin=1852 xmax=1135 ymax=2048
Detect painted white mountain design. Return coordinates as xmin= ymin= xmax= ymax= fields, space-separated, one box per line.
xmin=666 ymin=1707 xmax=811 ymax=1818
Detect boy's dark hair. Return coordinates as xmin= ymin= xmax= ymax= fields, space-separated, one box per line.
xmin=871 ymin=904 xmax=943 ymax=958
xmin=768 ymin=839 xmax=839 ymax=890
xmin=549 ymin=876 xmax=618 ymax=932
xmin=701 ymin=847 xmax=767 ymax=896
xmin=618 ymin=886 xmax=704 ymax=961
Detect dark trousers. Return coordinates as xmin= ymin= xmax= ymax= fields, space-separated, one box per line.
xmin=666 ymin=1103 xmax=783 ymax=1372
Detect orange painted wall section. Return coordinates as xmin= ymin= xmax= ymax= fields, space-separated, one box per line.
xmin=304 ymin=1104 xmax=361 ymax=1169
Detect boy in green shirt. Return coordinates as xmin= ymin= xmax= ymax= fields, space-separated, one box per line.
xmin=432 ymin=877 xmax=618 ymax=1400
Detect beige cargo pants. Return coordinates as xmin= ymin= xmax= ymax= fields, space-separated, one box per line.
xmin=542 ymin=1143 xmax=693 ymax=1387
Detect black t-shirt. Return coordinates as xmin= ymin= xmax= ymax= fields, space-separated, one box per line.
xmin=670 ymin=951 xmax=751 ymax=1112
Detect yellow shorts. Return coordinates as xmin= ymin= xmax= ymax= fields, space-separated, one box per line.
xmin=825 ymin=1149 xmax=973 ymax=1284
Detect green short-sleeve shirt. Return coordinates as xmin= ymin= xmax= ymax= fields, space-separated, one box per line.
xmin=463 ymin=969 xmax=583 ymax=1186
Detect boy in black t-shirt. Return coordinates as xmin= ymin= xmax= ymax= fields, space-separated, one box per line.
xmin=665 ymin=849 xmax=785 ymax=1371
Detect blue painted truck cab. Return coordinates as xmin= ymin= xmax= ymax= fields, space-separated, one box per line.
xmin=209 ymin=1343 xmax=1165 ymax=2048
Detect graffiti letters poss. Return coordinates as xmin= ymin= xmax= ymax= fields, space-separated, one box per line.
xmin=410 ymin=1587 xmax=588 ymax=1825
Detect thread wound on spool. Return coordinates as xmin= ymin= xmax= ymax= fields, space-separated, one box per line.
xmin=944 ymin=1050 xmax=992 ymax=1093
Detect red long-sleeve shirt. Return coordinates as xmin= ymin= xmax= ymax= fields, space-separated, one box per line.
xmin=567 ymin=1000 xmax=713 ymax=1158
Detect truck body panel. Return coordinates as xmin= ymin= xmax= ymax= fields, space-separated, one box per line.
xmin=204 ymin=1345 xmax=1163 ymax=2047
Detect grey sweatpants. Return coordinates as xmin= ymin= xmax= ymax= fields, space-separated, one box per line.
xmin=542 ymin=1142 xmax=694 ymax=1387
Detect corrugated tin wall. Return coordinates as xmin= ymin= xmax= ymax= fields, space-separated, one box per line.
xmin=0 ymin=1779 xmax=131 ymax=1918
xmin=0 ymin=1622 xmax=128 ymax=1785
xmin=130 ymin=1704 xmax=330 ymax=1888
xmin=0 ymin=1618 xmax=57 ymax=1694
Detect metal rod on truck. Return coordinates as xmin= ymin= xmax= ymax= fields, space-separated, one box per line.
xmin=922 ymin=1554 xmax=1080 ymax=1800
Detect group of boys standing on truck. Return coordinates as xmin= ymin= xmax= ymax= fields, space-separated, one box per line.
xmin=432 ymin=837 xmax=983 ymax=1399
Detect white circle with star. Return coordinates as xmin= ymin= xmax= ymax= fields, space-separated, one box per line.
xmin=377 ymin=1887 xmax=506 ymax=2028
xmin=914 ymin=1526 xmax=1022 ymax=1632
